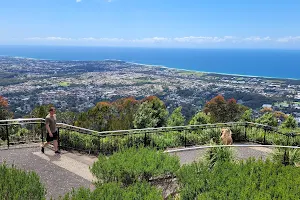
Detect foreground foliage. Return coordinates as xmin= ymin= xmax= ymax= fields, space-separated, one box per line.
xmin=58 ymin=125 xmax=300 ymax=155
xmin=0 ymin=163 xmax=46 ymax=200
xmin=60 ymin=182 xmax=163 ymax=200
xmin=177 ymin=159 xmax=300 ymax=200
xmin=272 ymin=148 xmax=300 ymax=166
xmin=91 ymin=147 xmax=180 ymax=186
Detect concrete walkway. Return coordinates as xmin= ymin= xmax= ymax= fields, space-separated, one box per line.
xmin=0 ymin=143 xmax=274 ymax=199
xmin=0 ymin=146 xmax=97 ymax=199
xmin=168 ymin=143 xmax=273 ymax=165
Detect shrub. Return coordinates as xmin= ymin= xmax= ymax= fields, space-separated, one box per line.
xmin=60 ymin=182 xmax=162 ymax=200
xmin=271 ymin=148 xmax=300 ymax=166
xmin=204 ymin=142 xmax=234 ymax=168
xmin=0 ymin=163 xmax=46 ymax=200
xmin=177 ymin=159 xmax=300 ymax=200
xmin=90 ymin=147 xmax=180 ymax=186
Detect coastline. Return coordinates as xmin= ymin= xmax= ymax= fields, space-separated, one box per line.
xmin=1 ymin=55 xmax=300 ymax=81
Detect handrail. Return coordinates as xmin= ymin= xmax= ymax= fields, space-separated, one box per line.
xmin=0 ymin=118 xmax=299 ymax=154
xmin=165 ymin=144 xmax=300 ymax=153
xmin=0 ymin=118 xmax=295 ymax=136
xmin=0 ymin=118 xmax=45 ymax=126
xmin=58 ymin=121 xmax=251 ymax=136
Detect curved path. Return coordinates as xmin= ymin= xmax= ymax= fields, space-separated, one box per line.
xmin=0 ymin=143 xmax=275 ymax=199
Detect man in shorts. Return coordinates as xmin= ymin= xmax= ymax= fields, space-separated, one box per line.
xmin=41 ymin=107 xmax=60 ymax=154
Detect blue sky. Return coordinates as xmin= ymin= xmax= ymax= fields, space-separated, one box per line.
xmin=1 ymin=0 xmax=300 ymax=48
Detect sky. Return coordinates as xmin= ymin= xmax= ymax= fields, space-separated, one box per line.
xmin=1 ymin=0 xmax=300 ymax=48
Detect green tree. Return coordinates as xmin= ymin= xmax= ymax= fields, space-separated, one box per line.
xmin=189 ymin=111 xmax=210 ymax=125
xmin=87 ymin=102 xmax=112 ymax=131
xmin=204 ymin=95 xmax=246 ymax=123
xmin=31 ymin=104 xmax=52 ymax=118
xmin=57 ymin=111 xmax=77 ymax=125
xmin=167 ymin=106 xmax=185 ymax=126
xmin=111 ymin=97 xmax=139 ymax=130
xmin=281 ymin=115 xmax=297 ymax=129
xmin=240 ymin=109 xmax=253 ymax=122
xmin=256 ymin=112 xmax=278 ymax=127
xmin=74 ymin=112 xmax=90 ymax=128
xmin=204 ymin=95 xmax=227 ymax=123
xmin=134 ymin=96 xmax=168 ymax=128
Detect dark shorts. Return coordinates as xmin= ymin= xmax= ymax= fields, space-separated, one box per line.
xmin=46 ymin=131 xmax=58 ymax=142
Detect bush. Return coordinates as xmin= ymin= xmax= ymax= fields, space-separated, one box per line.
xmin=90 ymin=147 xmax=180 ymax=186
xmin=60 ymin=182 xmax=163 ymax=200
xmin=177 ymin=159 xmax=300 ymax=200
xmin=204 ymin=142 xmax=234 ymax=168
xmin=271 ymin=148 xmax=300 ymax=166
xmin=0 ymin=163 xmax=46 ymax=200
xmin=59 ymin=126 xmax=299 ymax=156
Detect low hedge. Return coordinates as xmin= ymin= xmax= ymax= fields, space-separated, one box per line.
xmin=60 ymin=182 xmax=163 ymax=200
xmin=90 ymin=147 xmax=180 ymax=186
xmin=0 ymin=163 xmax=46 ymax=200
xmin=177 ymin=158 xmax=300 ymax=200
xmin=58 ymin=127 xmax=300 ymax=155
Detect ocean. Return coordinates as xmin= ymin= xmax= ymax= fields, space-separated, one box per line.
xmin=1 ymin=45 xmax=300 ymax=79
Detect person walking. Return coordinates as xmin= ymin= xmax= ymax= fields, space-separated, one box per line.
xmin=41 ymin=107 xmax=60 ymax=154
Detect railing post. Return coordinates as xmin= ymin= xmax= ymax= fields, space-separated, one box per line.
xmin=41 ymin=122 xmax=44 ymax=143
xmin=57 ymin=127 xmax=60 ymax=150
xmin=6 ymin=121 xmax=9 ymax=149
xmin=144 ymin=132 xmax=147 ymax=147
xmin=184 ymin=130 xmax=187 ymax=147
xmin=283 ymin=134 xmax=290 ymax=166
xmin=244 ymin=123 xmax=247 ymax=141
xmin=263 ymin=127 xmax=267 ymax=145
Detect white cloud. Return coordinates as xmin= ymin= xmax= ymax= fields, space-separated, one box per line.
xmin=131 ymin=37 xmax=170 ymax=43
xmin=76 ymin=0 xmax=82 ymax=2
xmin=24 ymin=36 xmax=300 ymax=46
xmin=174 ymin=36 xmax=236 ymax=43
xmin=277 ymin=36 xmax=300 ymax=43
xmin=81 ymin=37 xmax=125 ymax=42
xmin=244 ymin=36 xmax=271 ymax=42
xmin=25 ymin=37 xmax=72 ymax=41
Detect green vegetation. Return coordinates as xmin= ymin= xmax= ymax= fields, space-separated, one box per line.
xmin=178 ymin=70 xmax=205 ymax=77
xmin=58 ymin=123 xmax=300 ymax=155
xmin=91 ymin=147 xmax=180 ymax=186
xmin=281 ymin=115 xmax=298 ymax=129
xmin=177 ymin=159 xmax=300 ymax=200
xmin=167 ymin=106 xmax=185 ymax=126
xmin=61 ymin=182 xmax=163 ymax=200
xmin=256 ymin=112 xmax=278 ymax=127
xmin=59 ymin=82 xmax=71 ymax=87
xmin=59 ymin=128 xmax=225 ymax=154
xmin=133 ymin=96 xmax=168 ymax=128
xmin=0 ymin=163 xmax=46 ymax=200
xmin=0 ymin=96 xmax=10 ymax=120
xmin=274 ymin=101 xmax=289 ymax=108
xmin=62 ymin=147 xmax=177 ymax=199
xmin=272 ymin=148 xmax=300 ymax=166
xmin=189 ymin=111 xmax=210 ymax=125
xmin=62 ymin=144 xmax=300 ymax=200
xmin=203 ymin=142 xmax=234 ymax=168
xmin=204 ymin=95 xmax=248 ymax=123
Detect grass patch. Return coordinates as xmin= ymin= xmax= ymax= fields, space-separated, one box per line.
xmin=59 ymin=82 xmax=71 ymax=87
xmin=178 ymin=70 xmax=205 ymax=77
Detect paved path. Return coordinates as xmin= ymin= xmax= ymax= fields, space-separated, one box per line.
xmin=167 ymin=143 xmax=273 ymax=165
xmin=0 ymin=143 xmax=274 ymax=199
xmin=0 ymin=146 xmax=97 ymax=199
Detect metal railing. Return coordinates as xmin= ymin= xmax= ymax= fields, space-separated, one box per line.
xmin=0 ymin=118 xmax=299 ymax=154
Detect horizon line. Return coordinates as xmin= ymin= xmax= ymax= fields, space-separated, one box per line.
xmin=1 ymin=44 xmax=300 ymax=50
